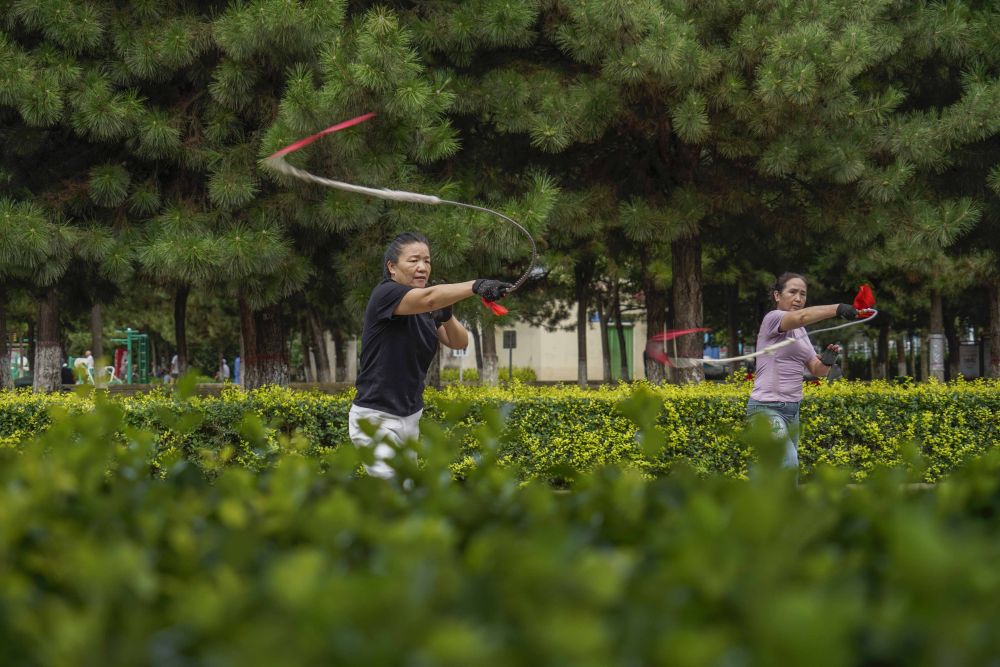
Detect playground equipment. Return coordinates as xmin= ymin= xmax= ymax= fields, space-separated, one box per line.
xmin=7 ymin=335 xmax=30 ymax=382
xmin=110 ymin=328 xmax=150 ymax=384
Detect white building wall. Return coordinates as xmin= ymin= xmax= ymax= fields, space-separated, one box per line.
xmin=441 ymin=316 xmax=648 ymax=382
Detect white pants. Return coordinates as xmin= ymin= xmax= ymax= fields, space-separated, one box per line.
xmin=348 ymin=404 xmax=422 ymax=479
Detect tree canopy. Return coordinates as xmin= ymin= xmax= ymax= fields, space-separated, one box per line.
xmin=2 ymin=0 xmax=999 ymax=389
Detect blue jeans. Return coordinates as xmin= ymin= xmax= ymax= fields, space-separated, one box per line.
xmin=746 ymin=399 xmax=801 ymax=470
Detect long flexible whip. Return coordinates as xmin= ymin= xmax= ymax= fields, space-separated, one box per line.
xmin=262 ymin=113 xmax=538 ymax=295
xmin=657 ymin=310 xmax=880 ymax=368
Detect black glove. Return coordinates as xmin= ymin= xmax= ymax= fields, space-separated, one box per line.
xmin=819 ymin=346 xmax=839 ymax=367
xmin=836 ymin=304 xmax=858 ymax=320
xmin=473 ymin=279 xmax=513 ymax=302
xmin=431 ymin=304 xmax=452 ymax=325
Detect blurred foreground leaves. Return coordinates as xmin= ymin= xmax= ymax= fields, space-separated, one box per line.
xmin=2 ymin=388 xmax=1000 ymax=665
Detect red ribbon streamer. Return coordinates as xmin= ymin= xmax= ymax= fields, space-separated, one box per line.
xmin=268 ymin=112 xmax=377 ymax=160
xmin=646 ymin=328 xmax=711 ymax=367
xmin=649 ymin=327 xmax=711 ymax=343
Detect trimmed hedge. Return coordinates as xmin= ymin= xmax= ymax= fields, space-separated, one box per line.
xmin=1 ymin=379 xmax=999 ymax=481
xmin=440 ymin=366 xmax=537 ymax=383
xmin=10 ymin=395 xmax=1000 ymax=664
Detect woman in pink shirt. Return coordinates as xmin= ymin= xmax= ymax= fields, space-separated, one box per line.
xmin=747 ymin=273 xmax=862 ymax=472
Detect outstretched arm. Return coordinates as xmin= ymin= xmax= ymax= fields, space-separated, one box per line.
xmin=394 ymin=281 xmax=475 ymax=316
xmin=394 ymin=279 xmax=513 ymax=316
xmin=780 ymin=304 xmax=858 ymax=332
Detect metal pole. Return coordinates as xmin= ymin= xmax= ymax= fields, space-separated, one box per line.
xmin=508 ymin=347 xmax=513 ymax=380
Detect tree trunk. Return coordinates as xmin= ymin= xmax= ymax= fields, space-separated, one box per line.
xmin=989 ymin=283 xmax=1000 ymax=378
xmin=596 ymin=296 xmax=612 ymax=383
xmin=300 ymin=316 xmax=314 ymax=382
xmin=480 ymin=317 xmax=499 ymax=386
xmin=307 ymin=309 xmax=332 ymax=383
xmin=332 ymin=328 xmax=347 ymax=382
xmin=613 ymin=283 xmax=630 ymax=381
xmin=239 ymin=299 xmax=289 ymax=389
xmin=174 ymin=284 xmax=190 ymax=376
xmin=90 ymin=302 xmax=104 ymax=360
xmin=149 ymin=335 xmax=158 ymax=378
xmin=574 ymin=261 xmax=592 ymax=388
xmin=641 ymin=249 xmax=669 ymax=384
xmin=670 ymin=232 xmax=704 ymax=384
xmin=726 ymin=282 xmax=740 ymax=376
xmin=425 ymin=343 xmax=441 ymax=390
xmin=920 ymin=333 xmax=930 ymax=381
xmin=469 ymin=320 xmax=483 ymax=377
xmin=238 ymin=299 xmax=258 ymax=388
xmin=238 ymin=328 xmax=245 ymax=384
xmin=943 ymin=309 xmax=960 ymax=381
xmin=896 ymin=334 xmax=907 ymax=378
xmin=26 ymin=320 xmax=35 ymax=373
xmin=257 ymin=303 xmax=289 ymax=387
xmin=928 ymin=292 xmax=945 ymax=381
xmin=575 ymin=288 xmax=588 ymax=387
xmin=0 ymin=293 xmax=10 ymax=390
xmin=906 ymin=332 xmax=916 ymax=377
xmin=33 ymin=287 xmax=61 ymax=393
xmin=876 ymin=319 xmax=889 ymax=380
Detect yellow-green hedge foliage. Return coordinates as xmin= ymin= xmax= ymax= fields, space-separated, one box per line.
xmin=428 ymin=379 xmax=1000 ymax=480
xmin=1 ymin=379 xmax=998 ymax=480
xmin=439 ymin=366 xmax=537 ymax=383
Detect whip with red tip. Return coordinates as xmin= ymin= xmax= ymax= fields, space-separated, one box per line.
xmin=263 ymin=113 xmax=537 ymax=314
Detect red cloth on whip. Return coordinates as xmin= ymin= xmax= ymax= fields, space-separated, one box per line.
xmin=482 ymin=299 xmax=508 ymax=316
xmin=853 ymin=284 xmax=875 ymax=317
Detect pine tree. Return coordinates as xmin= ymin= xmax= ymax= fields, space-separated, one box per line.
xmin=0 ymin=200 xmax=70 ymax=389
xmin=2 ymin=2 xmax=462 ymax=388
xmin=837 ymin=1 xmax=1000 ymax=379
xmin=402 ymin=0 xmax=998 ymax=384
xmin=0 ymin=1 xmax=190 ymax=389
xmin=249 ymin=4 xmax=468 ymax=386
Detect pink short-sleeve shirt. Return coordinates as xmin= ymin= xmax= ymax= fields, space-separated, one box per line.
xmin=750 ymin=309 xmax=816 ymax=403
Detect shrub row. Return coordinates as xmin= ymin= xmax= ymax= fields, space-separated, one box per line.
xmin=6 ymin=394 xmax=1000 ymax=663
xmin=439 ymin=365 xmax=537 ymax=383
xmin=1 ymin=379 xmax=999 ymax=481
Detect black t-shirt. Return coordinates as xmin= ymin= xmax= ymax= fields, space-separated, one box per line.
xmin=353 ymin=279 xmax=439 ymax=417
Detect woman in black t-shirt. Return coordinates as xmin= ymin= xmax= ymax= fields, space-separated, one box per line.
xmin=349 ymin=231 xmax=512 ymax=478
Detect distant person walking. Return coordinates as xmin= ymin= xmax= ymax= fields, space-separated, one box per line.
xmin=217 ymin=358 xmax=230 ymax=382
